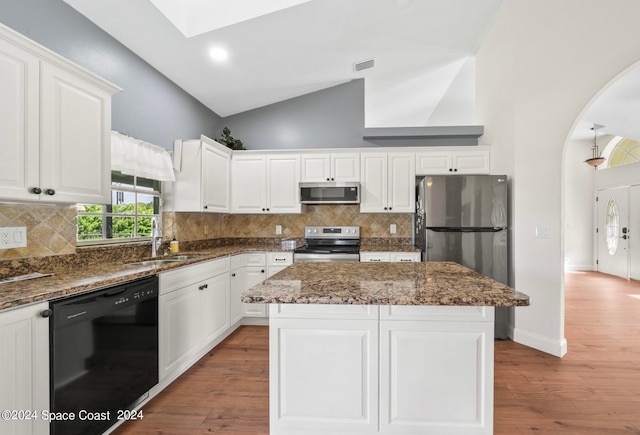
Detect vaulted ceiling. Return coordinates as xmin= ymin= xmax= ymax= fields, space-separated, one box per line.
xmin=63 ymin=0 xmax=503 ymax=126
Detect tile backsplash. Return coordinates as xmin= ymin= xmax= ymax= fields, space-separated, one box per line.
xmin=165 ymin=205 xmax=411 ymax=242
xmin=0 ymin=203 xmax=412 ymax=260
xmin=0 ymin=203 xmax=76 ymax=260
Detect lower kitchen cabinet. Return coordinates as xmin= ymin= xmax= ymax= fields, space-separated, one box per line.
xmin=360 ymin=251 xmax=421 ymax=263
xmin=379 ymin=317 xmax=493 ymax=434
xmin=159 ymin=257 xmax=230 ymax=382
xmin=269 ymin=315 xmax=379 ymax=434
xmin=0 ymin=302 xmax=49 ymax=435
xmin=267 ymin=251 xmax=293 ymax=277
xmin=230 ymin=252 xmax=268 ymax=322
xmin=269 ymin=304 xmax=494 ymax=435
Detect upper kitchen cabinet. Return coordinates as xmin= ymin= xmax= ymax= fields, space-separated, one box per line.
xmin=415 ymin=147 xmax=490 ymax=175
xmin=300 ymin=152 xmax=360 ymax=182
xmin=0 ymin=24 xmax=120 ymax=204
xmin=171 ymin=136 xmax=231 ymax=213
xmin=231 ymin=153 xmax=303 ymax=214
xmin=360 ymin=152 xmax=415 ymax=213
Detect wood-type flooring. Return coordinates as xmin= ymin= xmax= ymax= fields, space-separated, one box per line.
xmin=114 ymin=270 xmax=640 ymax=434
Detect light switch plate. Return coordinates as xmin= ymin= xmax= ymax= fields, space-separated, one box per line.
xmin=0 ymin=227 xmax=27 ymax=249
xmin=390 ymin=224 xmax=397 ymax=234
xmin=535 ymin=226 xmax=550 ymax=239
xmin=275 ymin=225 xmax=282 ymax=235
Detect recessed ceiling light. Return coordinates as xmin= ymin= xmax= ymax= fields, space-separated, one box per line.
xmin=209 ymin=47 xmax=229 ymax=62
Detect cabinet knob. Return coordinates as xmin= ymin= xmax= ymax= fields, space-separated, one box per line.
xmin=231 ymin=273 xmax=236 ymax=277
xmin=384 ymin=207 xmax=387 ymax=210
xmin=388 ymin=207 xmax=392 ymax=210
xmin=266 ymin=208 xmax=270 ymax=212
xmin=44 ymin=188 xmax=56 ymax=196
xmin=204 ymin=205 xmax=208 ymax=210
xmin=30 ymin=187 xmax=42 ymax=194
xmin=449 ymin=168 xmax=453 ymax=172
xmin=326 ymin=178 xmax=330 ymax=181
xmin=40 ymin=309 xmax=53 ymax=318
xmin=261 ymin=269 xmax=265 ymax=273
xmin=453 ymin=168 xmax=458 ymax=172
xmin=331 ymin=178 xmax=335 ymax=181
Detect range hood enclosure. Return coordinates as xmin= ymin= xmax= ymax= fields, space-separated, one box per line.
xmin=299 ymin=182 xmax=360 ymax=204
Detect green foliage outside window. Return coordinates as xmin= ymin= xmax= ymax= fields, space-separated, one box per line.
xmin=77 ymin=172 xmax=161 ymax=242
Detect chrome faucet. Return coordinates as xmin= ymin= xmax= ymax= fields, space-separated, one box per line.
xmin=151 ymin=217 xmax=163 ymax=258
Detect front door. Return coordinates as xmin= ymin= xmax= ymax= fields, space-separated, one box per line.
xmin=630 ymin=185 xmax=640 ymax=280
xmin=597 ymin=187 xmax=629 ymax=279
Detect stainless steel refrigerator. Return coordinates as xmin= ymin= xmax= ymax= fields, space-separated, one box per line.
xmin=413 ymin=174 xmax=510 ymax=338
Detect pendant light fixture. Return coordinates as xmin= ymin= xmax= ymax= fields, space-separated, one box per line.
xmin=585 ymin=123 xmax=606 ymax=168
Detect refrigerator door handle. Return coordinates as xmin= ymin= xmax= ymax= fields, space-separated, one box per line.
xmin=426 ymin=227 xmax=507 ymax=233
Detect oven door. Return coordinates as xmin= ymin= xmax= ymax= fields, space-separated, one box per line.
xmin=294 ymin=253 xmax=360 ymax=263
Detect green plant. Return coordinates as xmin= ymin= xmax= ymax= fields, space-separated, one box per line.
xmin=219 ymin=126 xmax=245 ymax=150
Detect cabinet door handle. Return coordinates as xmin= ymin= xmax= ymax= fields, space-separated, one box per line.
xmin=198 ymin=284 xmax=208 ymax=291
xmin=44 ymin=188 xmax=56 ymax=196
xmin=400 ymin=259 xmax=412 ymax=262
xmin=371 ymin=259 xmax=381 ymax=262
xmin=30 ymin=187 xmax=42 ymax=194
xmin=40 ymin=309 xmax=53 ymax=318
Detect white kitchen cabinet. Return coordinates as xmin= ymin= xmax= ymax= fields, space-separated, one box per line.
xmin=389 ymin=252 xmax=421 ymax=262
xmin=360 ymin=252 xmax=391 ymax=262
xmin=415 ymin=147 xmax=490 ymax=175
xmin=379 ymin=306 xmax=494 ymax=434
xmin=269 ymin=313 xmax=379 ymax=434
xmin=171 ymin=136 xmax=231 ymax=213
xmin=267 ymin=251 xmax=294 ymax=277
xmin=360 ymin=152 xmax=415 ymax=213
xmin=230 ymin=252 xmax=268 ymax=322
xmin=0 ymin=25 xmax=119 ymax=204
xmin=231 ymin=153 xmax=302 ymax=214
xmin=300 ymin=152 xmax=360 ymax=182
xmin=159 ymin=257 xmax=230 ymax=381
xmin=0 ymin=302 xmax=50 ymax=435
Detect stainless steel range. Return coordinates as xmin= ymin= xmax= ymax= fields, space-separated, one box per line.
xmin=294 ymin=226 xmax=360 ymax=263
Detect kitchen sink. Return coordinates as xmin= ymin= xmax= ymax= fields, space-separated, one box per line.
xmin=124 ymin=254 xmax=206 ymax=267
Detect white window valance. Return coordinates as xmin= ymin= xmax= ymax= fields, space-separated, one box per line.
xmin=111 ymin=131 xmax=175 ymax=181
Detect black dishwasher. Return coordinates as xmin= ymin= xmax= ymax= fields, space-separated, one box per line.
xmin=49 ymin=276 xmax=159 ymax=435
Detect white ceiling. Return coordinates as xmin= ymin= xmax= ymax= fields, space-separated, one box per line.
xmin=63 ymin=0 xmax=504 ymax=125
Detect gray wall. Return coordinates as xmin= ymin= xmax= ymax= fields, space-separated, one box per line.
xmin=221 ymin=79 xmax=479 ymax=150
xmin=0 ymin=0 xmax=222 ymax=150
xmin=221 ymin=80 xmax=367 ymax=150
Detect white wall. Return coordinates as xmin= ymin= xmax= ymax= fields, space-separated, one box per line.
xmin=564 ymin=138 xmax=597 ymax=271
xmin=476 ymin=0 xmax=640 ymax=357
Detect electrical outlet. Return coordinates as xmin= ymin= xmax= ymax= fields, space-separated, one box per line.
xmin=275 ymin=225 xmax=282 ymax=235
xmin=535 ymin=226 xmax=550 ymax=239
xmin=0 ymin=227 xmax=27 ymax=249
xmin=390 ymin=224 xmax=397 ymax=234
xmin=203 ymin=225 xmax=209 ymax=235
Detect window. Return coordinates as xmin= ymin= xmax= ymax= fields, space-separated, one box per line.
xmin=77 ymin=171 xmax=161 ymax=243
xmin=605 ymin=198 xmax=619 ymax=255
xmin=603 ymin=137 xmax=640 ymax=168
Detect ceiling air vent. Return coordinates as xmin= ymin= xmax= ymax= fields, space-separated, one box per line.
xmin=354 ymin=58 xmax=375 ymax=72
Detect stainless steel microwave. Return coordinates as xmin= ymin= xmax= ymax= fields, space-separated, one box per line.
xmin=299 ymin=182 xmax=360 ymax=204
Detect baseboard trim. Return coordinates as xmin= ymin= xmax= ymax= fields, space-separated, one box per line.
xmin=565 ymin=264 xmax=594 ymax=272
xmin=513 ymin=327 xmax=567 ymax=357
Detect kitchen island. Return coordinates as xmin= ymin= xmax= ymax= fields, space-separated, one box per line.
xmin=241 ymin=261 xmax=529 ymax=435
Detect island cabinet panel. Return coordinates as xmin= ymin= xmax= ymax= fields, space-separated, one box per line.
xmin=269 ymin=317 xmax=379 ymax=434
xmin=268 ymin=303 xmax=495 ymax=435
xmin=380 ymin=313 xmax=494 ymax=435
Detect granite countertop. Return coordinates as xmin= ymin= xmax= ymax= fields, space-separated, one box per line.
xmin=359 ymin=245 xmax=421 ymax=253
xmin=241 ymin=262 xmax=530 ymax=307
xmin=0 ymin=244 xmax=294 ymax=311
